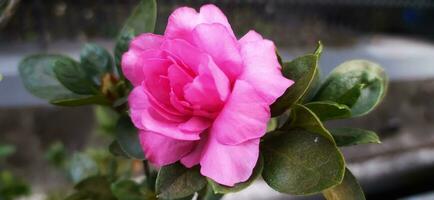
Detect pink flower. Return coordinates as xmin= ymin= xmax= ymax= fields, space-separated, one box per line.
xmin=122 ymin=4 xmax=293 ymax=186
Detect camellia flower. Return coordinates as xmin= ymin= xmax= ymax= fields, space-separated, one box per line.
xmin=122 ymin=4 xmax=293 ymax=186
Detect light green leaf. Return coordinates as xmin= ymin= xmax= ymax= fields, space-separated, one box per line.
xmin=314 ymin=60 xmax=388 ymax=117
xmin=115 ymin=116 xmax=145 ymax=160
xmin=323 ymin=168 xmax=366 ymax=200
xmin=262 ymin=130 xmax=345 ymax=195
xmin=68 ymin=153 xmax=98 ymax=184
xmin=114 ymin=0 xmax=157 ymax=74
xmin=156 ymin=163 xmax=207 ymax=199
xmin=209 ymin=155 xmax=263 ymax=194
xmin=287 ymin=104 xmax=335 ymax=143
xmin=304 ymin=101 xmax=351 ymax=121
xmin=271 ymin=54 xmax=319 ymax=116
xmin=330 ymin=128 xmax=381 ymax=147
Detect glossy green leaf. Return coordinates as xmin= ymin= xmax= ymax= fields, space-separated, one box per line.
xmin=72 ymin=176 xmax=117 ymax=200
xmin=156 ymin=163 xmax=207 ymax=199
xmin=304 ymin=101 xmax=351 ymax=121
xmin=287 ymin=104 xmax=335 ymax=143
xmin=111 ymin=179 xmax=156 ymax=200
xmin=314 ymin=60 xmax=388 ymax=117
xmin=53 ymin=56 xmax=98 ymax=95
xmin=209 ymin=154 xmax=263 ymax=194
xmin=262 ymin=130 xmax=345 ymax=195
xmin=323 ymin=168 xmax=365 ymax=200
xmin=115 ymin=116 xmax=145 ymax=160
xmin=68 ymin=153 xmax=98 ymax=183
xmin=271 ymin=54 xmax=319 ymax=116
xmin=50 ymin=95 xmax=109 ymax=106
xmin=80 ymin=43 xmax=114 ymax=82
xmin=18 ymin=55 xmax=86 ymax=100
xmin=114 ymin=0 xmax=157 ymax=73
xmin=330 ymin=128 xmax=381 ymax=147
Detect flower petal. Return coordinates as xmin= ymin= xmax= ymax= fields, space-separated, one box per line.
xmin=213 ymin=80 xmax=270 ymax=145
xmin=139 ymin=130 xmax=195 ymax=167
xmin=165 ymin=4 xmax=235 ymax=43
xmin=239 ymin=37 xmax=294 ymax=104
xmin=130 ymin=33 xmax=164 ymax=51
xmin=180 ymin=134 xmax=208 ymax=168
xmin=128 ymin=86 xmax=148 ymax=130
xmin=192 ymin=23 xmax=243 ymax=80
xmin=200 ymin=137 xmax=260 ymax=186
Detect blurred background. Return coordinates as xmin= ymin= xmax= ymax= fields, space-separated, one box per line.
xmin=1 ymin=0 xmax=434 ymax=199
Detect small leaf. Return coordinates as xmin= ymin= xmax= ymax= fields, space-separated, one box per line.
xmin=68 ymin=153 xmax=98 ymax=183
xmin=156 ymin=163 xmax=207 ymax=199
xmin=114 ymin=0 xmax=157 ymax=74
xmin=111 ymin=179 xmax=156 ymax=200
xmin=18 ymin=55 xmax=86 ymax=100
xmin=108 ymin=141 xmax=129 ymax=158
xmin=262 ymin=129 xmax=345 ymax=195
xmin=304 ymin=101 xmax=351 ymax=121
xmin=209 ymin=154 xmax=264 ymax=194
xmin=287 ymin=104 xmax=335 ymax=143
xmin=115 ymin=116 xmax=145 ymax=160
xmin=271 ymin=54 xmax=319 ymax=116
xmin=72 ymin=176 xmax=117 ymax=200
xmin=80 ymin=43 xmax=114 ymax=82
xmin=323 ymin=168 xmax=366 ymax=200
xmin=50 ymin=95 xmax=109 ymax=106
xmin=314 ymin=60 xmax=388 ymax=117
xmin=330 ymin=128 xmax=381 ymax=147
xmin=53 ymin=56 xmax=98 ymax=95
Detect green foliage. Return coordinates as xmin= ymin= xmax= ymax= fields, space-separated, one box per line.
xmin=209 ymin=155 xmax=263 ymax=194
xmin=156 ymin=163 xmax=207 ymax=199
xmin=65 ymin=176 xmax=117 ymax=200
xmin=80 ymin=43 xmax=114 ymax=84
xmin=113 ymin=116 xmax=145 ymax=160
xmin=262 ymin=130 xmax=345 ymax=195
xmin=0 ymin=170 xmax=30 ymax=200
xmin=323 ymin=168 xmax=366 ymax=200
xmin=0 ymin=145 xmax=15 ymax=160
xmin=44 ymin=141 xmax=67 ymax=168
xmin=111 ymin=179 xmax=156 ymax=200
xmin=314 ymin=60 xmax=388 ymax=117
xmin=68 ymin=153 xmax=99 ymax=184
xmin=330 ymin=128 xmax=381 ymax=147
xmin=304 ymin=101 xmax=351 ymax=121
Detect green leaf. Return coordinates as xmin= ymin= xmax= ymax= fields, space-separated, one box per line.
xmin=44 ymin=141 xmax=67 ymax=168
xmin=314 ymin=60 xmax=388 ymax=117
xmin=0 ymin=144 xmax=15 ymax=159
xmin=53 ymin=56 xmax=98 ymax=95
xmin=108 ymin=141 xmax=129 ymax=158
xmin=209 ymin=154 xmax=263 ymax=194
xmin=314 ymin=41 xmax=323 ymax=57
xmin=111 ymin=179 xmax=156 ymax=200
xmin=80 ymin=43 xmax=114 ymax=82
xmin=50 ymin=95 xmax=109 ymax=106
xmin=72 ymin=176 xmax=117 ymax=200
xmin=262 ymin=130 xmax=345 ymax=195
xmin=304 ymin=101 xmax=351 ymax=121
xmin=323 ymin=168 xmax=365 ymax=200
xmin=198 ymin=185 xmax=223 ymax=200
xmin=156 ymin=163 xmax=207 ymax=199
xmin=0 ymin=170 xmax=31 ymax=200
xmin=287 ymin=104 xmax=335 ymax=143
xmin=68 ymin=153 xmax=99 ymax=183
xmin=18 ymin=55 xmax=86 ymax=100
xmin=330 ymin=128 xmax=381 ymax=147
xmin=114 ymin=0 xmax=157 ymax=74
xmin=271 ymin=54 xmax=319 ymax=116
xmin=115 ymin=116 xmax=145 ymax=160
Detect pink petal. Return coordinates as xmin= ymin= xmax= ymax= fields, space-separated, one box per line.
xmin=180 ymin=134 xmax=208 ymax=168
xmin=212 ymin=80 xmax=270 ymax=145
xmin=239 ymin=37 xmax=294 ymax=104
xmin=192 ymin=23 xmax=243 ymax=80
xmin=239 ymin=30 xmax=263 ymax=45
xmin=178 ymin=117 xmax=211 ymax=133
xmin=200 ymin=136 xmax=260 ymax=186
xmin=165 ymin=4 xmax=235 ymax=43
xmin=167 ymin=64 xmax=193 ymax=98
xmin=139 ymin=130 xmax=195 ymax=167
xmin=160 ymin=39 xmax=203 ymax=73
xmin=130 ymin=33 xmax=164 ymax=51
xmin=128 ymin=86 xmax=148 ymax=130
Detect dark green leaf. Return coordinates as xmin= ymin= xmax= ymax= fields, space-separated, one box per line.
xmin=18 ymin=55 xmax=86 ymax=100
xmin=262 ymin=130 xmax=345 ymax=195
xmin=314 ymin=60 xmax=388 ymax=117
xmin=330 ymin=128 xmax=381 ymax=147
xmin=108 ymin=141 xmax=129 ymax=158
xmin=80 ymin=43 xmax=114 ymax=82
xmin=50 ymin=95 xmax=109 ymax=107
xmin=44 ymin=141 xmax=67 ymax=168
xmin=323 ymin=168 xmax=365 ymax=200
xmin=156 ymin=163 xmax=207 ymax=199
xmin=271 ymin=54 xmax=319 ymax=116
xmin=198 ymin=185 xmax=223 ymax=200
xmin=304 ymin=101 xmax=351 ymax=121
xmin=72 ymin=176 xmax=117 ymax=200
xmin=0 ymin=170 xmax=30 ymax=200
xmin=114 ymin=0 xmax=157 ymax=74
xmin=287 ymin=104 xmax=335 ymax=143
xmin=68 ymin=153 xmax=98 ymax=183
xmin=115 ymin=116 xmax=145 ymax=160
xmin=111 ymin=179 xmax=156 ymax=200
xmin=209 ymin=154 xmax=263 ymax=194
xmin=95 ymin=106 xmax=120 ymax=135
xmin=53 ymin=56 xmax=98 ymax=95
